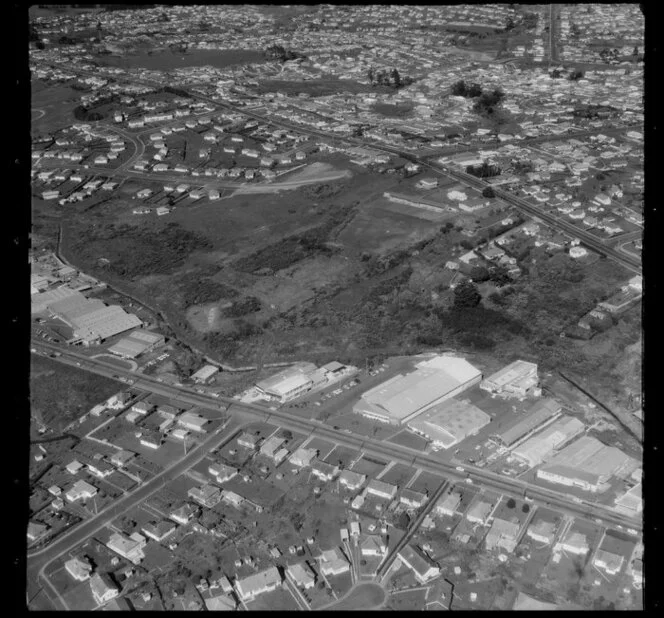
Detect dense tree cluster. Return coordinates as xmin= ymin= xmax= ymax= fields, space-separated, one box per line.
xmin=453 ymin=279 xmax=482 ymax=308
xmin=472 ymin=88 xmax=506 ymax=115
xmin=466 ymin=161 xmax=501 ymax=178
xmin=450 ymin=80 xmax=483 ymax=98
xmin=568 ymin=69 xmax=584 ymax=81
xmin=367 ymin=67 xmax=415 ymax=89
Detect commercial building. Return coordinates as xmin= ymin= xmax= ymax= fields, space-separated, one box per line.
xmin=397 ymin=545 xmax=440 ymax=584
xmin=512 ymin=415 xmax=585 ymax=467
xmin=406 ymin=398 xmax=491 ymax=449
xmin=106 ymin=532 xmax=146 ymax=565
xmin=366 ymin=479 xmax=398 ymax=500
xmin=45 ymin=291 xmax=142 ymax=344
xmin=480 ymin=360 xmax=539 ymax=398
xmin=90 ymin=573 xmax=119 ymax=606
xmin=353 ymin=356 xmax=482 ymax=425
xmin=255 ymin=362 xmax=318 ymax=402
xmin=31 ymin=285 xmax=80 ymax=315
xmin=537 ymin=436 xmax=637 ymax=492
xmin=235 ymin=567 xmax=282 ymax=601
xmin=484 ymin=517 xmax=521 ymax=553
xmin=191 ymin=364 xmax=220 ymax=384
xmin=107 ymin=330 xmax=164 ymax=358
xmin=494 ymin=398 xmax=563 ymax=447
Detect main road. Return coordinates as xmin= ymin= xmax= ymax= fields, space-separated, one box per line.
xmin=31 ymin=341 xmax=642 ymax=536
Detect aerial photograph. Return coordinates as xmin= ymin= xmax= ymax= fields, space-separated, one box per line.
xmin=27 ymin=3 xmax=644 ymax=611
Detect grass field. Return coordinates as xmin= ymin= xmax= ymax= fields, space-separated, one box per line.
xmin=324 ymin=582 xmax=386 ymax=609
xmin=30 ymin=355 xmax=120 ymax=431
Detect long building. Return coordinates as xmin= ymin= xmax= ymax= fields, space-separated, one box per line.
xmin=353 ymin=356 xmax=482 ymax=425
xmin=493 ymin=398 xmax=562 ymax=447
xmin=480 ymin=360 xmax=539 ymax=398
xmin=255 ymin=362 xmax=319 ymax=403
xmin=537 ymin=436 xmax=637 ymax=493
xmin=406 ymin=397 xmax=491 ymax=449
xmin=512 ymin=415 xmax=585 ymax=467
xmin=107 ymin=329 xmax=164 ymax=358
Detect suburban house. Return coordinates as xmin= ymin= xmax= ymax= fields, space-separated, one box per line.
xmin=234 ymin=566 xmax=282 ymax=602
xmin=287 ymin=562 xmax=316 ymax=589
xmin=90 ymin=573 xmax=119 ymax=606
xmin=397 ymin=544 xmax=440 ymax=584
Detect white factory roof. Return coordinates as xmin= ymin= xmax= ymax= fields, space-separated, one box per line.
xmin=481 ymin=360 xmax=537 ymax=389
xmin=31 ymin=285 xmax=80 ymax=314
xmin=512 ymin=416 xmax=585 ymax=467
xmin=256 ymin=363 xmax=317 ymax=396
xmin=358 ymin=357 xmax=481 ymax=423
xmin=407 ymin=398 xmax=491 ymax=448
xmin=191 ymin=364 xmax=220 ymax=381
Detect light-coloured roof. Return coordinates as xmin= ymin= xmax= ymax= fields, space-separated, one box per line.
xmin=407 ymin=398 xmax=491 ymax=447
xmin=191 ymin=364 xmax=219 ymax=381
xmin=482 ymin=360 xmax=537 ymax=389
xmin=496 ymin=399 xmax=562 ymax=446
xmin=512 ymin=415 xmax=585 ymax=467
xmin=255 ymin=363 xmax=317 ymax=394
xmin=359 ymin=357 xmax=481 ymax=422
xmin=235 ymin=566 xmax=281 ymax=597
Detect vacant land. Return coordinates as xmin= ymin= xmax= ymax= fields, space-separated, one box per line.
xmin=30 ymin=355 xmax=120 ymax=431
xmin=323 ymin=582 xmax=386 ymax=610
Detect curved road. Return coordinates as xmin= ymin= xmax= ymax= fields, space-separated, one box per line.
xmin=317 ymin=581 xmax=386 ymax=611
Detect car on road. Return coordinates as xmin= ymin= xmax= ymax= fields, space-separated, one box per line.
xmin=455 ymin=466 xmax=464 ymax=472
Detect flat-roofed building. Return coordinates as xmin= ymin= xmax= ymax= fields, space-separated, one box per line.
xmin=512 ymin=415 xmax=585 ymax=467
xmin=107 ymin=329 xmax=164 ymax=358
xmin=398 ymin=545 xmax=440 ymax=584
xmin=235 ymin=566 xmax=282 ymax=601
xmin=537 ymin=436 xmax=636 ymax=493
xmin=494 ymin=399 xmax=563 ymax=447
xmin=480 ymin=360 xmax=539 ymax=398
xmin=31 ymin=285 xmax=80 ymax=314
xmin=366 ymin=479 xmax=398 ymax=500
xmin=191 ymin=364 xmax=220 ymax=383
xmin=339 ymin=470 xmax=366 ymax=491
xmin=407 ymin=398 xmax=491 ymax=449
xmin=353 ymin=356 xmax=482 ymax=425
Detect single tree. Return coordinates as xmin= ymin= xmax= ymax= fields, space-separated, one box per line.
xmin=482 ymin=186 xmax=496 ymax=198
xmin=453 ymin=280 xmax=482 ymax=308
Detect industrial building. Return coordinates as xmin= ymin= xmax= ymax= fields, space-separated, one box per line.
xmin=191 ymin=364 xmax=220 ymax=383
xmin=406 ymin=398 xmax=491 ymax=449
xmin=255 ymin=362 xmax=320 ymax=403
xmin=512 ymin=415 xmax=585 ymax=467
xmin=33 ymin=288 xmax=142 ymax=344
xmin=480 ymin=360 xmax=539 ymax=398
xmin=536 ymin=436 xmax=637 ymax=493
xmin=353 ymin=356 xmax=482 ymax=425
xmin=107 ymin=330 xmax=165 ymax=358
xmin=493 ymin=399 xmax=563 ymax=447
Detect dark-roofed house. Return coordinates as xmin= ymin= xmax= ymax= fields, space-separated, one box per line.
xmin=90 ymin=573 xmax=119 ymax=606
xmin=398 ymin=544 xmax=440 ymax=584
xmin=141 ymin=520 xmax=177 ymax=543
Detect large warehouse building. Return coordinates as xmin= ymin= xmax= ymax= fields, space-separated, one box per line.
xmin=512 ymin=415 xmax=585 ymax=467
xmin=45 ymin=290 xmax=142 ymax=345
xmin=480 ymin=360 xmax=539 ymax=398
xmin=536 ymin=436 xmax=638 ymax=493
xmin=406 ymin=398 xmax=491 ymax=449
xmin=493 ymin=398 xmax=563 ymax=447
xmin=255 ymin=362 xmax=326 ymax=403
xmin=352 ymin=356 xmax=482 ymax=425
xmin=108 ymin=330 xmax=165 ymax=358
